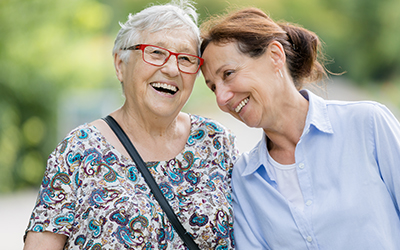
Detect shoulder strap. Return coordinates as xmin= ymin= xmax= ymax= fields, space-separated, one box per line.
xmin=102 ymin=115 xmax=200 ymax=250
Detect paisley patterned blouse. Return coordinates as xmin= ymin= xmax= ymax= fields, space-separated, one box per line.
xmin=26 ymin=114 xmax=238 ymax=249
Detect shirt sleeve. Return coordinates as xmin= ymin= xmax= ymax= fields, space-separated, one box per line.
xmin=25 ymin=135 xmax=78 ymax=237
xmin=371 ymin=103 xmax=400 ymax=212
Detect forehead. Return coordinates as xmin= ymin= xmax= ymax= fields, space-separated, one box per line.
xmin=141 ymin=29 xmax=198 ymax=53
xmin=203 ymin=42 xmax=239 ymax=57
xmin=202 ymin=42 xmax=243 ymax=69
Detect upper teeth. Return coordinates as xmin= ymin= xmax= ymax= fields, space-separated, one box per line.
xmin=151 ymin=83 xmax=178 ymax=92
xmin=235 ymin=97 xmax=249 ymax=113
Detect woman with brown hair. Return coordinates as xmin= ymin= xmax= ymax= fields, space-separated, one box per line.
xmin=200 ymin=7 xmax=400 ymax=249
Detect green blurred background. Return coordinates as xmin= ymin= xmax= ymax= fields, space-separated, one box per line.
xmin=1 ymin=0 xmax=400 ymax=193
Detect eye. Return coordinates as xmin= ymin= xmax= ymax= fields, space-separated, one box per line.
xmin=146 ymin=47 xmax=168 ymax=58
xmin=206 ymin=82 xmax=216 ymax=92
xmin=178 ymin=54 xmax=197 ymax=65
xmin=210 ymin=84 xmax=216 ymax=92
xmin=179 ymin=55 xmax=190 ymax=61
xmin=151 ymin=49 xmax=166 ymax=56
xmin=223 ymin=70 xmax=235 ymax=80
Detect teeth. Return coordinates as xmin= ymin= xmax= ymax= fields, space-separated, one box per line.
xmin=151 ymin=83 xmax=178 ymax=93
xmin=235 ymin=97 xmax=249 ymax=113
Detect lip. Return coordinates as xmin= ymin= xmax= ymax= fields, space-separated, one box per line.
xmin=234 ymin=97 xmax=250 ymax=113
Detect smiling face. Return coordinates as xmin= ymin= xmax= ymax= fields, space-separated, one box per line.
xmin=201 ymin=41 xmax=286 ymax=129
xmin=115 ymin=29 xmax=198 ymax=119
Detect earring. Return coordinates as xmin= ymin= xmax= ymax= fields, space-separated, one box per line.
xmin=279 ymin=69 xmax=283 ymax=78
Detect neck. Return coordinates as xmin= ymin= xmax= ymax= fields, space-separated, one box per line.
xmin=110 ymin=106 xmax=190 ymax=162
xmin=116 ymin=107 xmax=182 ymax=139
xmin=264 ymin=91 xmax=309 ymax=164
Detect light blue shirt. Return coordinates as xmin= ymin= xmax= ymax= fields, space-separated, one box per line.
xmin=232 ymin=90 xmax=400 ymax=250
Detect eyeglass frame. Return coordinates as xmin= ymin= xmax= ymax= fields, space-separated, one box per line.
xmin=122 ymin=44 xmax=204 ymax=74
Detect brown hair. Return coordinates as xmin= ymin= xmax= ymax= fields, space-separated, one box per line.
xmin=200 ymin=8 xmax=328 ymax=89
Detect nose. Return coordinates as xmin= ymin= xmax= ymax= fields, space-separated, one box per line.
xmin=215 ymin=84 xmax=234 ymax=109
xmin=160 ymin=55 xmax=180 ymax=76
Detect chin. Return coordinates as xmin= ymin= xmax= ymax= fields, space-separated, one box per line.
xmin=231 ymin=113 xmax=249 ymax=126
xmin=240 ymin=116 xmax=260 ymax=128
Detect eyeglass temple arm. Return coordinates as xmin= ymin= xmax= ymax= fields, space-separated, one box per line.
xmin=122 ymin=44 xmax=142 ymax=50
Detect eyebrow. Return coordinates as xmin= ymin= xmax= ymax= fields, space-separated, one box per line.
xmin=152 ymin=42 xmax=196 ymax=54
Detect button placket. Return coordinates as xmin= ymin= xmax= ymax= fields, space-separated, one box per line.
xmin=295 ymin=131 xmax=319 ymax=249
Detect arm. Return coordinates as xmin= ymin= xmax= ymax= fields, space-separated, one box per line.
xmin=372 ymin=104 xmax=400 ymax=209
xmin=24 ymin=231 xmax=67 ymax=250
xmin=24 ymin=131 xmax=80 ymax=248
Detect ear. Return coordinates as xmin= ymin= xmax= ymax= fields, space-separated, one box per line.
xmin=114 ymin=52 xmax=125 ymax=82
xmin=267 ymin=41 xmax=286 ymax=69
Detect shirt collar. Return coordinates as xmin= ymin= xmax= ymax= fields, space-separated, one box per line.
xmin=301 ymin=89 xmax=333 ymax=135
xmin=242 ymin=134 xmax=271 ymax=176
xmin=241 ymin=90 xmax=333 ymax=177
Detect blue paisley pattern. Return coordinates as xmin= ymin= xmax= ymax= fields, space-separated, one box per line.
xmin=26 ymin=114 xmax=238 ymax=249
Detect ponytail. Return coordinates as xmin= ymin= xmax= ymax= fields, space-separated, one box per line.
xmin=279 ymin=23 xmax=327 ymax=87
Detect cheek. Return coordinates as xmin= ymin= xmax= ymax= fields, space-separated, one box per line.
xmin=183 ymin=75 xmax=196 ymax=89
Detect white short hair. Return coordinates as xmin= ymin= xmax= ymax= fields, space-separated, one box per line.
xmin=112 ymin=0 xmax=200 ymax=63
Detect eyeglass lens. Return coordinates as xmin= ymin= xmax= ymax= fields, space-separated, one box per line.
xmin=143 ymin=46 xmax=200 ymax=73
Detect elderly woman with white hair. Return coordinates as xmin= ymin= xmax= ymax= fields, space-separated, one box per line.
xmin=23 ymin=1 xmax=238 ymax=249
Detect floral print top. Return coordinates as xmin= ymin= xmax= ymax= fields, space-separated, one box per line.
xmin=26 ymin=114 xmax=238 ymax=249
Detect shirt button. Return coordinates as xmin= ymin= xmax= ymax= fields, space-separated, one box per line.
xmin=306 ymin=200 xmax=313 ymax=206
xmin=306 ymin=236 xmax=313 ymax=242
xmin=298 ymin=163 xmax=305 ymax=169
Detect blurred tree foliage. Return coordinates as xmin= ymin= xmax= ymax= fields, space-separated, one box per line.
xmin=0 ymin=0 xmax=114 ymax=192
xmin=1 ymin=0 xmax=399 ymax=192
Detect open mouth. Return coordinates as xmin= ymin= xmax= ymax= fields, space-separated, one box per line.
xmin=234 ymin=97 xmax=249 ymax=113
xmin=150 ymin=82 xmax=178 ymax=95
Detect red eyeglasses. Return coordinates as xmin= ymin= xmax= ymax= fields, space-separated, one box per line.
xmin=123 ymin=44 xmax=204 ymax=74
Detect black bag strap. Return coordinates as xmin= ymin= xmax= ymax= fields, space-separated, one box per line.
xmin=102 ymin=115 xmax=200 ymax=250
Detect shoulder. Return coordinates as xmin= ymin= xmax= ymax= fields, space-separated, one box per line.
xmin=51 ymin=123 xmax=103 ymax=157
xmin=307 ymin=90 xmax=384 ymax=118
xmin=189 ymin=114 xmax=238 ymax=157
xmin=61 ymin=123 xmax=100 ymax=143
xmin=321 ymin=99 xmax=400 ymax=137
xmin=325 ymin=99 xmax=388 ymax=120
xmin=190 ymin=114 xmax=234 ymax=137
xmin=325 ymin=99 xmax=381 ymax=109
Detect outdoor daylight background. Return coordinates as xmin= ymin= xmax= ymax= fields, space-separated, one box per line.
xmin=1 ymin=0 xmax=400 ymax=248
